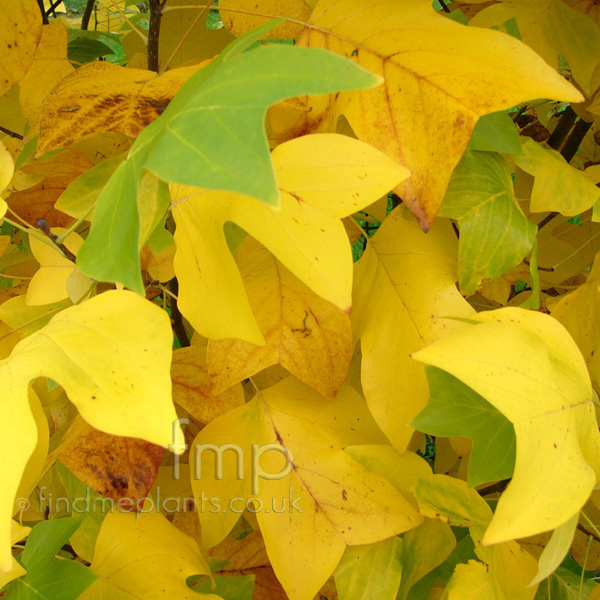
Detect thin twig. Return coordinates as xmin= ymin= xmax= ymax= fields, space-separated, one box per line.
xmin=537 ymin=212 xmax=558 ymax=230
xmin=438 ymin=0 xmax=451 ymax=13
xmin=0 ymin=126 xmax=23 ymax=140
xmin=45 ymin=0 xmax=63 ymax=17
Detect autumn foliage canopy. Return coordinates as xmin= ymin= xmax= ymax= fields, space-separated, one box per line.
xmin=1 ymin=0 xmax=600 ymax=598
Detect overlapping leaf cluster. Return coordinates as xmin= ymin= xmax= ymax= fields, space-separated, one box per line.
xmin=2 ymin=0 xmax=600 ymax=598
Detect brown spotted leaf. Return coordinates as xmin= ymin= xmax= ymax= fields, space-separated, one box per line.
xmin=37 ymin=61 xmax=207 ymax=155
xmin=53 ymin=416 xmax=164 ymax=507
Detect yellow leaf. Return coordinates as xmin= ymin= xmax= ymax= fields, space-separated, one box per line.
xmin=80 ymin=511 xmax=221 ymax=600
xmin=37 ymin=61 xmax=206 ymax=155
xmin=273 ymin=133 xmax=410 ymax=217
xmin=140 ymin=243 xmax=175 ymax=284
xmin=551 ymin=251 xmax=600 ymax=391
xmin=470 ymin=0 xmax=600 ymax=98
xmin=352 ymin=206 xmax=474 ymax=451
xmin=0 ymin=290 xmax=180 ymax=572
xmin=220 ymin=0 xmax=312 ymax=39
xmin=191 ymin=377 xmax=423 ymax=600
xmin=0 ymin=0 xmax=42 ymax=97
xmin=0 ymin=139 xmax=14 ymax=195
xmin=290 ymin=0 xmax=582 ymax=229
xmin=172 ymin=133 xmax=407 ymax=344
xmin=18 ymin=23 xmax=75 ymax=127
xmin=207 ymin=237 xmax=352 ymax=400
xmin=27 ymin=228 xmax=88 ymax=306
xmin=171 ymin=344 xmax=244 ymax=424
xmin=413 ymin=307 xmax=600 ymax=544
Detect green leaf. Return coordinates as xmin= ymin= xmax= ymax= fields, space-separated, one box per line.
xmin=192 ymin=574 xmax=255 ymax=600
xmin=67 ymin=38 xmax=114 ymax=64
xmin=56 ymin=462 xmax=109 ymax=564
xmin=3 ymin=517 xmax=97 ymax=600
xmin=412 ymin=367 xmax=516 ymax=488
xmin=439 ymin=150 xmax=536 ymax=296
xmin=468 ymin=111 xmax=522 ymax=154
xmin=77 ymin=21 xmax=381 ymax=294
xmin=533 ymin=567 xmax=597 ymax=599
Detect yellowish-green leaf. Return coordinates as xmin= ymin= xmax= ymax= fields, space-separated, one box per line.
xmin=529 ymin=512 xmax=579 ymax=586
xmin=0 ymin=290 xmax=180 ymax=572
xmin=413 ymin=308 xmax=600 ymax=544
xmin=352 ymin=206 xmax=474 ymax=451
xmin=292 ymin=0 xmax=582 ymax=228
xmin=515 ymin=139 xmax=600 ymax=215
xmin=191 ymin=376 xmax=423 ymax=600
xmin=413 ymin=474 xmax=538 ymax=599
xmin=172 ymin=134 xmax=407 ymax=344
xmin=396 ymin=518 xmax=456 ymax=600
xmin=334 ymin=537 xmax=403 ymax=600
xmin=55 ymin=153 xmax=126 ymax=220
xmin=0 ymin=521 xmax=30 ymax=588
xmin=79 ymin=512 xmax=221 ymax=600
xmin=207 ymin=237 xmax=352 ymax=400
xmin=0 ymin=0 xmax=42 ymax=97
xmin=413 ymin=474 xmax=492 ymax=530
xmin=439 ymin=150 xmax=536 ymax=295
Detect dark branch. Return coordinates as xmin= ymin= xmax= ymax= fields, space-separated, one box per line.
xmin=476 ymin=479 xmax=510 ymax=497
xmin=169 ymin=278 xmax=190 ymax=347
xmin=36 ymin=0 xmax=50 ymax=24
xmin=561 ymin=117 xmax=593 ymax=163
xmin=81 ymin=0 xmax=95 ymax=30
xmin=0 ymin=126 xmax=23 ymax=140
xmin=547 ymin=106 xmax=577 ymax=151
xmin=147 ymin=0 xmax=164 ymax=72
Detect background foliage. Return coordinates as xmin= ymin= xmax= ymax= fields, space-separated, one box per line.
xmin=1 ymin=0 xmax=600 ymax=599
